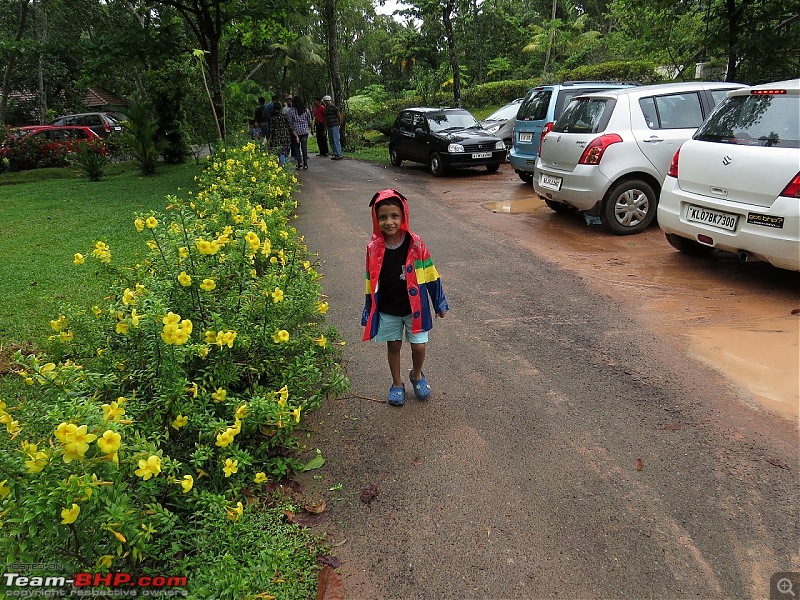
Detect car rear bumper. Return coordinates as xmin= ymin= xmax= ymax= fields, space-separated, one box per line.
xmin=532 ymin=162 xmax=611 ymax=212
xmin=658 ymin=176 xmax=800 ymax=271
xmin=509 ymin=148 xmax=537 ymax=173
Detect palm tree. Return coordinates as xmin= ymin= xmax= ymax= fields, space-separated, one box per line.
xmin=523 ymin=12 xmax=601 ymax=74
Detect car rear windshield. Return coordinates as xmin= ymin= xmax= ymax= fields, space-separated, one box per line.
xmin=553 ymin=98 xmax=613 ymax=133
xmin=427 ymin=112 xmax=479 ymax=131
xmin=694 ymin=94 xmax=800 ymax=148
xmin=517 ymin=90 xmax=552 ymax=121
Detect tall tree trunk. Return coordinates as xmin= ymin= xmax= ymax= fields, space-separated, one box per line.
xmin=543 ymin=0 xmax=557 ymax=74
xmin=0 ymin=0 xmax=32 ymax=125
xmin=442 ymin=0 xmax=460 ymax=107
xmin=324 ymin=0 xmax=345 ymax=145
xmin=37 ymin=0 xmax=48 ymax=123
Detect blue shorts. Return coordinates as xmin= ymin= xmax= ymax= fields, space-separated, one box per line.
xmin=375 ymin=312 xmax=429 ymax=344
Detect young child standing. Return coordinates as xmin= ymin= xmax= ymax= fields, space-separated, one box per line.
xmin=361 ymin=188 xmax=449 ymax=406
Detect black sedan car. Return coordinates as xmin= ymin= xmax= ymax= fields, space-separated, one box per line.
xmin=389 ymin=107 xmax=506 ymax=176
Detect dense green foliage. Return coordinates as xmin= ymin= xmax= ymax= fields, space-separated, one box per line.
xmin=0 ymin=146 xmax=345 ymax=597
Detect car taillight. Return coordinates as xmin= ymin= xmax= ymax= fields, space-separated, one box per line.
xmin=539 ymin=121 xmax=554 ymax=155
xmin=779 ymin=172 xmax=800 ymax=198
xmin=751 ymin=89 xmax=787 ymax=96
xmin=578 ymin=134 xmax=623 ymax=165
xmin=104 ymin=122 xmax=111 ymax=132
xmin=667 ymin=148 xmax=681 ymax=178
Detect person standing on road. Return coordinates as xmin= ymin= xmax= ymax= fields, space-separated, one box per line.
xmin=267 ymin=101 xmax=292 ymax=167
xmin=312 ymin=98 xmax=329 ymax=157
xmin=362 ymin=188 xmax=448 ymax=406
xmin=322 ymin=95 xmax=344 ymax=160
xmin=289 ymin=95 xmax=312 ymax=170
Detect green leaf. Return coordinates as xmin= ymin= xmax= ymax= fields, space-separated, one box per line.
xmin=300 ymin=449 xmax=324 ymax=471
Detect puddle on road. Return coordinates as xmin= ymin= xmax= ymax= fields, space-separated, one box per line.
xmin=484 ymin=198 xmax=543 ymax=214
xmin=480 ymin=195 xmax=800 ymax=421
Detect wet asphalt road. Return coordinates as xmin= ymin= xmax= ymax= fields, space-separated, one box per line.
xmin=293 ymin=157 xmax=799 ymax=600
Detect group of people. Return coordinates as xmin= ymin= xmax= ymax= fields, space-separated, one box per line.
xmin=250 ymin=94 xmax=344 ymax=167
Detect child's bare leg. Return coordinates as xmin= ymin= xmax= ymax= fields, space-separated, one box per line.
xmin=387 ymin=340 xmax=403 ymax=387
xmin=410 ymin=342 xmax=426 ymax=380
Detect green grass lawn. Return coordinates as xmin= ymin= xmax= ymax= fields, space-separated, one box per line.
xmin=0 ymin=161 xmax=203 ymax=346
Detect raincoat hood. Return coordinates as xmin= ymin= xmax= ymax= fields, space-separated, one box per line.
xmin=369 ymin=188 xmax=410 ymax=240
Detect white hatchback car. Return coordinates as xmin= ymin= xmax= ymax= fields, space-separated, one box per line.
xmin=657 ymin=79 xmax=800 ymax=271
xmin=533 ymin=81 xmax=744 ymax=234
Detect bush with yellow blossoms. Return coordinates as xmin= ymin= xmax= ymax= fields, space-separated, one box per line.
xmin=0 ymin=143 xmax=348 ymax=597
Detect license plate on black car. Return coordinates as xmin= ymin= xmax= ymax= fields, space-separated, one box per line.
xmin=472 ymin=152 xmax=491 ymax=159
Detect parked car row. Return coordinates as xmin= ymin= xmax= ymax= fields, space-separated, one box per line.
xmin=527 ymin=78 xmax=799 ymax=271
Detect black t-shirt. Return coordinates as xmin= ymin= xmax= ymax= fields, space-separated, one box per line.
xmin=378 ymin=234 xmax=412 ymax=316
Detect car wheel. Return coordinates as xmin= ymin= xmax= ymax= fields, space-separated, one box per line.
xmin=389 ymin=146 xmax=402 ymax=167
xmin=485 ymin=163 xmax=500 ymax=173
xmin=544 ymin=198 xmax=575 ymax=213
xmin=517 ymin=171 xmax=533 ymax=184
xmin=665 ymin=233 xmax=713 ymax=255
xmin=430 ymin=152 xmax=445 ymax=177
xmin=601 ymin=179 xmax=657 ymax=235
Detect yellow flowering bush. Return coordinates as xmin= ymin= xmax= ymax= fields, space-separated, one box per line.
xmin=0 ymin=143 xmax=348 ymax=589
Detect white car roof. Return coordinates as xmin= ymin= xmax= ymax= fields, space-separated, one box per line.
xmin=579 ymin=81 xmax=746 ymax=99
xmin=726 ymin=78 xmax=800 ymax=96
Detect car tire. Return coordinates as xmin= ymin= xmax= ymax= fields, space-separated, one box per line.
xmin=389 ymin=146 xmax=402 ymax=167
xmin=665 ymin=233 xmax=714 ymax=255
xmin=544 ymin=198 xmax=575 ymax=213
xmin=517 ymin=171 xmax=533 ymax=184
xmin=601 ymin=179 xmax=657 ymax=235
xmin=429 ymin=152 xmax=445 ymax=177
xmin=485 ymin=163 xmax=500 ymax=173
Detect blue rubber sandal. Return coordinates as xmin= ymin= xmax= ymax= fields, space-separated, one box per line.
xmin=387 ymin=384 xmax=405 ymax=406
xmin=409 ymin=371 xmax=431 ymax=400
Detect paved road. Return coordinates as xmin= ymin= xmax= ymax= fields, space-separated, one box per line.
xmin=294 ymin=158 xmax=798 ymax=600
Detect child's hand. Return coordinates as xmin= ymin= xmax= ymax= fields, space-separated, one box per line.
xmin=436 ymin=312 xmax=446 ymax=319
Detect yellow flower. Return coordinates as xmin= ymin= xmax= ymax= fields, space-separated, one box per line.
xmin=98 ymin=555 xmax=113 ymax=569
xmin=171 ymin=414 xmax=188 ymax=430
xmin=272 ymin=329 xmax=289 ymax=343
xmin=60 ymin=425 xmax=97 ymax=462
xmin=198 ymin=346 xmax=210 ymax=359
xmin=135 ymin=455 xmax=161 ymax=480
xmin=316 ymin=301 xmax=329 ymax=314
xmin=215 ymin=330 xmax=237 ymax=348
xmin=60 ymin=503 xmax=80 ymax=525
xmin=291 ymin=406 xmax=302 ymax=423
xmin=25 ymin=450 xmax=49 ymax=473
xmin=146 ymin=239 xmax=157 ymax=250
xmin=178 ymin=246 xmax=189 ymax=259
xmin=180 ymin=475 xmax=193 ymax=493
xmin=116 ymin=321 xmax=129 ymax=335
xmin=196 ymin=238 xmax=220 ymax=255
xmin=134 ymin=218 xmax=145 ymax=232
xmin=244 ymin=231 xmax=261 ymax=252
xmin=200 ymin=278 xmax=216 ymax=291
xmin=178 ymin=271 xmax=192 ymax=287
xmin=204 ymin=330 xmax=217 ymax=344
xmin=211 ymin=388 xmax=227 ymax=403
xmin=122 ymin=288 xmax=136 ymax=305
xmin=314 ymin=335 xmax=327 ymax=348
xmin=73 ymin=253 xmax=85 ymax=265
xmin=253 ymin=472 xmax=267 ymax=484
xmin=101 ymin=400 xmax=126 ymax=422
xmin=97 ymin=430 xmax=121 ymax=455
xmin=54 ymin=422 xmax=77 ymax=443
xmin=277 ymin=385 xmax=289 ymax=404
xmin=215 ymin=429 xmax=235 ymax=448
xmin=223 ymin=458 xmax=238 ymax=477
xmin=130 ymin=309 xmax=142 ymax=327
xmin=50 ymin=315 xmax=67 ymax=331
xmin=234 ymin=404 xmax=247 ymax=419
xmin=91 ymin=305 xmax=102 ymax=318
xmin=186 ymin=382 xmax=198 ymax=398
xmin=226 ymin=501 xmax=243 ymax=521
xmin=271 ymin=287 xmax=284 ymax=303
xmin=145 ymin=216 xmax=158 ymax=229
xmin=261 ymin=239 xmax=272 ymax=255
xmin=0 ymin=480 xmax=10 ymax=498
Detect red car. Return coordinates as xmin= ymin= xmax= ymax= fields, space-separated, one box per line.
xmin=14 ymin=125 xmax=106 ymax=154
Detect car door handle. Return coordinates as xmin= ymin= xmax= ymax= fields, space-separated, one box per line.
xmin=642 ymin=136 xmax=664 ymax=143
